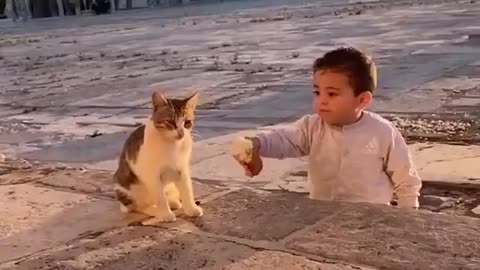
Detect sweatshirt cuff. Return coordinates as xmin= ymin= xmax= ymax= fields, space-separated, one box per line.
xmin=254 ymin=134 xmax=267 ymax=157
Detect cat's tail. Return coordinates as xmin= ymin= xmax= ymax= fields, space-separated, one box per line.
xmin=113 ymin=158 xmax=139 ymax=213
xmin=114 ymin=184 xmax=136 ymax=213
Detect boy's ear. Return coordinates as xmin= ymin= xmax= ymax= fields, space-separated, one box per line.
xmin=358 ymin=91 xmax=373 ymax=109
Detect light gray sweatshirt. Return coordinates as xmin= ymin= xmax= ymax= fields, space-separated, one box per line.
xmin=256 ymin=111 xmax=422 ymax=208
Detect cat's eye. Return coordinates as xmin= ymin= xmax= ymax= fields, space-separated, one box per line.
xmin=154 ymin=122 xmax=165 ymax=129
xmin=184 ymin=120 xmax=192 ymax=128
xmin=164 ymin=120 xmax=177 ymax=129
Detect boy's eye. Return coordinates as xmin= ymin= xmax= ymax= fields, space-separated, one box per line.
xmin=313 ymin=90 xmax=320 ymax=96
xmin=328 ymin=92 xmax=338 ymax=97
xmin=184 ymin=120 xmax=192 ymax=128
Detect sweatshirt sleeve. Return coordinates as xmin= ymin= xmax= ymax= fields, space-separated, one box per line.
xmin=256 ymin=115 xmax=315 ymax=159
xmin=385 ymin=124 xmax=422 ymax=208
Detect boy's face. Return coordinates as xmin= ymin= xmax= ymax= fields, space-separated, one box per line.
xmin=312 ymin=70 xmax=372 ymax=125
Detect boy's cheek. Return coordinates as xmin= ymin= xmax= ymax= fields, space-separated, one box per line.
xmin=312 ymin=99 xmax=321 ymax=113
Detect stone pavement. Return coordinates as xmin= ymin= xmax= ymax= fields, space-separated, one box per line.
xmin=2 ymin=133 xmax=479 ymax=269
xmin=0 ymin=0 xmax=479 ymax=163
xmin=0 ymin=158 xmax=479 ymax=270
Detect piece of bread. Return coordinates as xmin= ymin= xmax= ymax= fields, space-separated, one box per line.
xmin=231 ymin=136 xmax=254 ymax=163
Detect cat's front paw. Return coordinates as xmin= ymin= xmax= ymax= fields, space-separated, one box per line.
xmin=141 ymin=207 xmax=177 ymax=224
xmin=141 ymin=211 xmax=176 ymax=225
xmin=168 ymin=199 xmax=182 ymax=210
xmin=142 ymin=211 xmax=177 ymax=225
xmin=184 ymin=205 xmax=203 ymax=217
xmin=156 ymin=210 xmax=177 ymax=222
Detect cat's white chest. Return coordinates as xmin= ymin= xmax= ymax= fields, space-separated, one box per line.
xmin=168 ymin=145 xmax=183 ymax=169
xmin=132 ymin=142 xmax=165 ymax=174
xmin=163 ymin=143 xmax=184 ymax=171
xmin=134 ymin=138 xmax=185 ymax=172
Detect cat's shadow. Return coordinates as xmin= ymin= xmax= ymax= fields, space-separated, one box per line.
xmin=127 ymin=200 xmax=204 ymax=226
xmin=127 ymin=209 xmax=203 ymax=228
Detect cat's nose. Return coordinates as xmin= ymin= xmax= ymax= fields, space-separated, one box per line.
xmin=176 ymin=129 xmax=184 ymax=140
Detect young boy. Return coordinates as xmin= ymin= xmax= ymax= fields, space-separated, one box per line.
xmin=232 ymin=47 xmax=422 ymax=209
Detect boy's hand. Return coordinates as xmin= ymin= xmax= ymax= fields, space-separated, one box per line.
xmin=231 ymin=136 xmax=263 ymax=177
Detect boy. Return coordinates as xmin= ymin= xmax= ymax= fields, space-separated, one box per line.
xmin=232 ymin=47 xmax=422 ymax=209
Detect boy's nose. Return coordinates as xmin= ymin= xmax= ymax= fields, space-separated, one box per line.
xmin=316 ymin=98 xmax=328 ymax=107
xmin=319 ymin=96 xmax=328 ymax=105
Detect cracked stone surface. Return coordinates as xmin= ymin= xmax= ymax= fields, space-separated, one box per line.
xmin=412 ymin=143 xmax=480 ymax=184
xmin=0 ymin=159 xmax=230 ymax=264
xmin=0 ymin=158 xmax=226 ymax=201
xmin=222 ymin=251 xmax=374 ymax=270
xmin=2 ymin=185 xmax=479 ymax=269
xmin=285 ymin=203 xmax=480 ymax=270
xmin=1 ymin=226 xmax=372 ymax=270
xmin=0 ymin=184 xmax=130 ymax=263
xmin=192 ymin=189 xmax=350 ymax=241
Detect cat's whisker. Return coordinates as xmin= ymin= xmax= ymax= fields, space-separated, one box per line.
xmin=191 ymin=131 xmax=202 ymax=139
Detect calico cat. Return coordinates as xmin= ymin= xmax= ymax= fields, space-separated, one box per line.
xmin=113 ymin=91 xmax=203 ymax=223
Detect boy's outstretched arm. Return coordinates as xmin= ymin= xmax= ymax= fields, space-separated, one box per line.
xmin=256 ymin=115 xmax=315 ymax=159
xmin=385 ymin=124 xmax=422 ymax=209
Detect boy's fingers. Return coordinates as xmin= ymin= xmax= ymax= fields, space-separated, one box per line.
xmin=237 ymin=161 xmax=253 ymax=177
xmin=240 ymin=162 xmax=249 ymax=170
xmin=246 ymin=164 xmax=258 ymax=177
xmin=243 ymin=164 xmax=254 ymax=177
xmin=234 ymin=156 xmax=251 ymax=167
xmin=249 ymin=157 xmax=263 ymax=176
xmin=232 ymin=155 xmax=256 ymax=177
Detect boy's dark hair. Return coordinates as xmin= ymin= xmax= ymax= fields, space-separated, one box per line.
xmin=313 ymin=47 xmax=377 ymax=96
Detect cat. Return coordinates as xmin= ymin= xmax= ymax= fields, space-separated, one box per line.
xmin=113 ymin=90 xmax=203 ymax=224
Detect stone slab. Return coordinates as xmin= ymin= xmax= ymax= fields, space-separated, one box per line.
xmin=0 ymin=162 xmax=225 ymax=202
xmin=411 ymin=143 xmax=480 ymax=184
xmin=20 ymin=131 xmax=129 ymax=163
xmin=191 ymin=188 xmax=350 ymax=241
xmin=0 ymin=226 xmax=370 ymax=270
xmin=223 ymin=251 xmax=374 ymax=270
xmin=0 ymin=131 xmax=58 ymax=145
xmin=37 ymin=168 xmax=115 ymax=196
xmin=192 ymin=153 xmax=306 ymax=183
xmin=448 ymin=97 xmax=480 ymax=107
xmin=192 ymin=181 xmax=229 ymax=202
xmin=286 ymin=203 xmax=480 ymax=270
xmin=0 ymin=162 xmax=116 ymax=196
xmin=0 ymin=184 xmax=135 ymax=263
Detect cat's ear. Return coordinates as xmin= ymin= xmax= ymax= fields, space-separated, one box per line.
xmin=185 ymin=91 xmax=199 ymax=109
xmin=152 ymin=91 xmax=168 ymax=108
